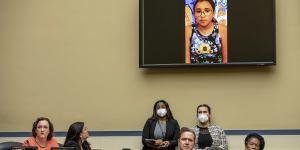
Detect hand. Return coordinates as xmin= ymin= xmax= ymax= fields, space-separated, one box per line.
xmin=160 ymin=141 xmax=170 ymax=148
xmin=204 ymin=147 xmax=209 ymax=150
xmin=154 ymin=139 xmax=163 ymax=146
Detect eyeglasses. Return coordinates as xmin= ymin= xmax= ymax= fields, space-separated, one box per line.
xmin=195 ymin=8 xmax=212 ymax=16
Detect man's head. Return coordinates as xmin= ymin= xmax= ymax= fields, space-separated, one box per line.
xmin=178 ymin=127 xmax=196 ymax=150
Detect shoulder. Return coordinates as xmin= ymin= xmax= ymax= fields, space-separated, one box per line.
xmin=190 ymin=126 xmax=199 ymax=131
xmin=48 ymin=138 xmax=59 ymax=146
xmin=186 ymin=25 xmax=193 ymax=33
xmin=185 ymin=25 xmax=193 ymax=39
xmin=218 ymin=24 xmax=227 ymax=33
xmin=23 ymin=137 xmax=35 ymax=146
xmin=186 ymin=25 xmax=193 ymax=30
xmin=65 ymin=140 xmax=78 ymax=145
xmin=26 ymin=137 xmax=35 ymax=141
xmin=190 ymin=126 xmax=199 ymax=135
xmin=168 ymin=118 xmax=177 ymax=123
xmin=167 ymin=119 xmax=179 ymax=125
xmin=64 ymin=141 xmax=81 ymax=150
xmin=146 ymin=117 xmax=157 ymax=123
xmin=64 ymin=140 xmax=79 ymax=147
xmin=209 ymin=124 xmax=224 ymax=131
xmin=48 ymin=138 xmax=58 ymax=142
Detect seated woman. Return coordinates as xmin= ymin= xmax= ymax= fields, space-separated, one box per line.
xmin=191 ymin=104 xmax=228 ymax=150
xmin=64 ymin=122 xmax=91 ymax=150
xmin=23 ymin=117 xmax=59 ymax=150
xmin=142 ymin=100 xmax=180 ymax=150
xmin=244 ymin=133 xmax=265 ymax=150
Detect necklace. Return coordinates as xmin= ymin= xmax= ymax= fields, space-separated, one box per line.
xmin=199 ymin=28 xmax=213 ymax=36
xmin=35 ymin=138 xmax=47 ymax=148
xmin=198 ymin=22 xmax=214 ymax=36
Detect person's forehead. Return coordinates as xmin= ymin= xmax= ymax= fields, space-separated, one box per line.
xmin=195 ymin=1 xmax=213 ymax=9
xmin=181 ymin=132 xmax=195 ymax=139
xmin=249 ymin=137 xmax=260 ymax=143
xmin=198 ymin=106 xmax=208 ymax=111
xmin=38 ymin=120 xmax=49 ymax=125
xmin=156 ymin=102 xmax=166 ymax=107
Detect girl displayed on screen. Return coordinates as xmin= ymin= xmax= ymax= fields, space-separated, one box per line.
xmin=185 ymin=0 xmax=227 ymax=64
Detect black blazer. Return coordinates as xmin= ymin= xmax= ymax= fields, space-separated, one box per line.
xmin=64 ymin=141 xmax=81 ymax=150
xmin=64 ymin=140 xmax=91 ymax=150
xmin=142 ymin=118 xmax=180 ymax=150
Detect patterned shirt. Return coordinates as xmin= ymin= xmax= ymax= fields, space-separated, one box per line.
xmin=190 ymin=23 xmax=223 ymax=63
xmin=191 ymin=124 xmax=228 ymax=150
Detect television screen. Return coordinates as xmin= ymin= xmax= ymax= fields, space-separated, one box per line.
xmin=51 ymin=147 xmax=76 ymax=150
xmin=139 ymin=0 xmax=276 ymax=67
xmin=12 ymin=146 xmax=37 ymax=150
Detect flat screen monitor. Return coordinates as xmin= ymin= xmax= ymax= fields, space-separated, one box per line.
xmin=12 ymin=146 xmax=37 ymax=150
xmin=139 ymin=0 xmax=276 ymax=67
xmin=51 ymin=147 xmax=76 ymax=150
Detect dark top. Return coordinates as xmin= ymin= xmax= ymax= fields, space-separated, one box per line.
xmin=142 ymin=118 xmax=180 ymax=150
xmin=64 ymin=141 xmax=90 ymax=150
xmin=197 ymin=127 xmax=213 ymax=149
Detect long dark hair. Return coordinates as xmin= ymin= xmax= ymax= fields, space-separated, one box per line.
xmin=151 ymin=99 xmax=174 ymax=120
xmin=32 ymin=117 xmax=54 ymax=141
xmin=194 ymin=0 xmax=217 ymax=23
xmin=194 ymin=0 xmax=216 ymax=12
xmin=64 ymin=122 xmax=90 ymax=150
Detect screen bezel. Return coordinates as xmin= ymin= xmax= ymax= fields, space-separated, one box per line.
xmin=139 ymin=0 xmax=276 ymax=68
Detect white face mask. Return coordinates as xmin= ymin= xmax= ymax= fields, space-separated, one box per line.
xmin=157 ymin=108 xmax=167 ymax=117
xmin=198 ymin=114 xmax=209 ymax=123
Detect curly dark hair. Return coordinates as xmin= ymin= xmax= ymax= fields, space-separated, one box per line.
xmin=245 ymin=133 xmax=265 ymax=150
xmin=32 ymin=117 xmax=54 ymax=141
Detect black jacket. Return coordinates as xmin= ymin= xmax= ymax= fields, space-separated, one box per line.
xmin=142 ymin=118 xmax=180 ymax=150
xmin=64 ymin=140 xmax=90 ymax=150
xmin=64 ymin=141 xmax=80 ymax=150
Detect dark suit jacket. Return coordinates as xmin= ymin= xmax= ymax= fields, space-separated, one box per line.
xmin=142 ymin=118 xmax=180 ymax=150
